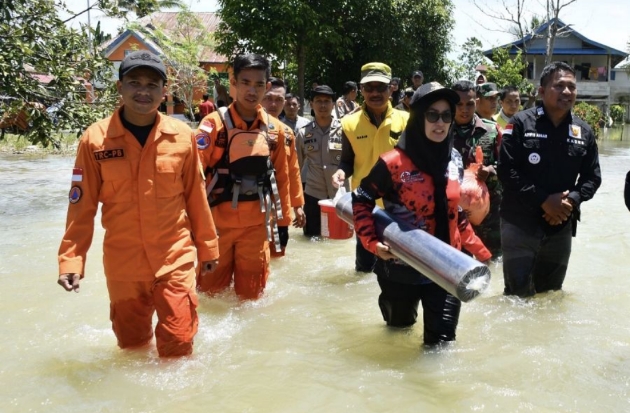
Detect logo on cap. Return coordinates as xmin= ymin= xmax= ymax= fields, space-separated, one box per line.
xmin=131 ymin=52 xmax=160 ymax=64
xmin=119 ymin=50 xmax=167 ymax=80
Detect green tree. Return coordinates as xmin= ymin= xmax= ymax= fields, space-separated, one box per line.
xmin=131 ymin=7 xmax=216 ymax=121
xmin=215 ymin=0 xmax=454 ymax=111
xmin=447 ymin=37 xmax=485 ymax=83
xmin=308 ymin=0 xmax=454 ymax=93
xmin=0 ymin=0 xmax=119 ymax=147
xmin=118 ymin=0 xmax=185 ymax=18
xmin=93 ymin=21 xmax=112 ymax=45
xmin=610 ymin=104 xmax=626 ymax=124
xmin=486 ymin=47 xmax=534 ymax=94
xmin=215 ymin=0 xmax=351 ymax=113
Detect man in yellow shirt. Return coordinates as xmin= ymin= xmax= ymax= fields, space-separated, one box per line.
xmin=493 ymin=85 xmax=521 ymax=128
xmin=332 ymin=62 xmax=409 ymax=272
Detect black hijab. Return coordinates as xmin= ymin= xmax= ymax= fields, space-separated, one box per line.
xmin=396 ymin=93 xmax=456 ymax=245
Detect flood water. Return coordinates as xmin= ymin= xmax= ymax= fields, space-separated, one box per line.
xmin=1 ymin=139 xmax=630 ymax=413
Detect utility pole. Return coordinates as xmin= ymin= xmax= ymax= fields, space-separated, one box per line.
xmin=86 ymin=0 xmax=92 ymax=54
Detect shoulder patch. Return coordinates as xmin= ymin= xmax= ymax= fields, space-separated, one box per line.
xmin=94 ymin=149 xmax=125 ymax=161
xmin=196 ymin=132 xmax=210 ymax=150
xmin=69 ymin=186 xmax=82 ymax=204
xmin=503 ymin=124 xmax=513 ymax=135
xmin=72 ymin=168 xmax=83 ymax=182
xmin=199 ymin=120 xmax=214 ymax=134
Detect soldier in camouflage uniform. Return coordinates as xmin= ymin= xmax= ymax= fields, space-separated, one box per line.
xmin=451 ymin=80 xmax=503 ymax=259
xmin=475 ymin=82 xmax=500 ymax=121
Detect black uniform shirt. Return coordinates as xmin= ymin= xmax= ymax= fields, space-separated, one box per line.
xmin=497 ymin=104 xmax=601 ymax=233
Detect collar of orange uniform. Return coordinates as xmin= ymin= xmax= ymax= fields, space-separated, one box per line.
xmin=107 ymin=107 xmax=179 ymax=139
xmin=227 ymin=103 xmax=268 ymax=131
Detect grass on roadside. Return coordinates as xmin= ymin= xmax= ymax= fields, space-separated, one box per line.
xmin=0 ymin=132 xmax=80 ymax=154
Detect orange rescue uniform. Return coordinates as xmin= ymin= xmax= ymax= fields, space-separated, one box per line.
xmin=196 ymin=104 xmax=291 ymax=299
xmin=270 ymin=120 xmax=305 ymax=257
xmin=58 ymin=108 xmax=219 ymax=357
xmin=282 ymin=121 xmax=305 ymax=209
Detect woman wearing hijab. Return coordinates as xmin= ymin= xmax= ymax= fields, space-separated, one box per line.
xmin=390 ymin=77 xmax=403 ymax=108
xmin=352 ymin=82 xmax=491 ymax=346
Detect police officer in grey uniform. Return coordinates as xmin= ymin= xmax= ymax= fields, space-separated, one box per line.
xmin=296 ymin=85 xmax=350 ymax=236
xmin=497 ymin=61 xmax=601 ymax=297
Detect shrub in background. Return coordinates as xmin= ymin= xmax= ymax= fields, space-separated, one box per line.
xmin=574 ymin=102 xmax=603 ymax=138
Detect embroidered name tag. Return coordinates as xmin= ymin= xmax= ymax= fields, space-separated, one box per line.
xmin=94 ymin=149 xmax=125 ymax=161
xmin=567 ymin=138 xmax=586 ymax=146
xmin=524 ymin=132 xmax=547 ymax=139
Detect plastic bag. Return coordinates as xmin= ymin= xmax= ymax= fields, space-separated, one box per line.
xmin=333 ymin=187 xmax=346 ymax=205
xmin=459 ymin=146 xmax=490 ymax=225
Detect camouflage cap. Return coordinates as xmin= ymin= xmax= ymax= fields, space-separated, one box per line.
xmin=360 ymin=62 xmax=392 ymax=84
xmin=477 ymin=82 xmax=499 ymax=97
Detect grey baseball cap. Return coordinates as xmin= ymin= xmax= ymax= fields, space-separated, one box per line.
xmin=119 ymin=50 xmax=167 ymax=81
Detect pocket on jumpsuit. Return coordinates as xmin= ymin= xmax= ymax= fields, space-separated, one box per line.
xmin=100 ymin=161 xmax=133 ymax=203
xmin=155 ymin=145 xmax=187 ymax=198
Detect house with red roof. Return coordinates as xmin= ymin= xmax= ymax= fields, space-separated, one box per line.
xmin=100 ymin=12 xmax=230 ymax=115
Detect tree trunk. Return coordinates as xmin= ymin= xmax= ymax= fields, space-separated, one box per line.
xmin=544 ymin=0 xmax=560 ymax=67
xmin=297 ymin=43 xmax=306 ymax=116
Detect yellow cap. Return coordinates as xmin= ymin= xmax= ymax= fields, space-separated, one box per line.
xmin=360 ymin=62 xmax=391 ymax=84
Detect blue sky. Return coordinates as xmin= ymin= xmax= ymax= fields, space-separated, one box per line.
xmin=61 ymin=0 xmax=628 ymax=60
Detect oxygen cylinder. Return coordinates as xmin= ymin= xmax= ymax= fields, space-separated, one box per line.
xmin=336 ymin=192 xmax=490 ymax=302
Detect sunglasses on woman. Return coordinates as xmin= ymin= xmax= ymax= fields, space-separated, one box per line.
xmin=425 ymin=110 xmax=452 ymax=123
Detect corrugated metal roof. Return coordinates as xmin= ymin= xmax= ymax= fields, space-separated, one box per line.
xmin=483 ymin=18 xmax=628 ymax=58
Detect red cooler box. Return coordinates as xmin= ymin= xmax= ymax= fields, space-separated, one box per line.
xmin=318 ymin=199 xmax=354 ymax=239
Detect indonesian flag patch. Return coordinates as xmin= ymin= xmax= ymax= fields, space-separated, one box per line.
xmin=72 ymin=167 xmax=83 ymax=182
xmin=503 ymin=124 xmax=513 ymax=135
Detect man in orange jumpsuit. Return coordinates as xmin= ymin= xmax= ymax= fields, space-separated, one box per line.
xmin=261 ymin=76 xmax=306 ymax=256
xmin=57 ymin=50 xmax=219 ymax=358
xmin=195 ymin=53 xmax=292 ymax=300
